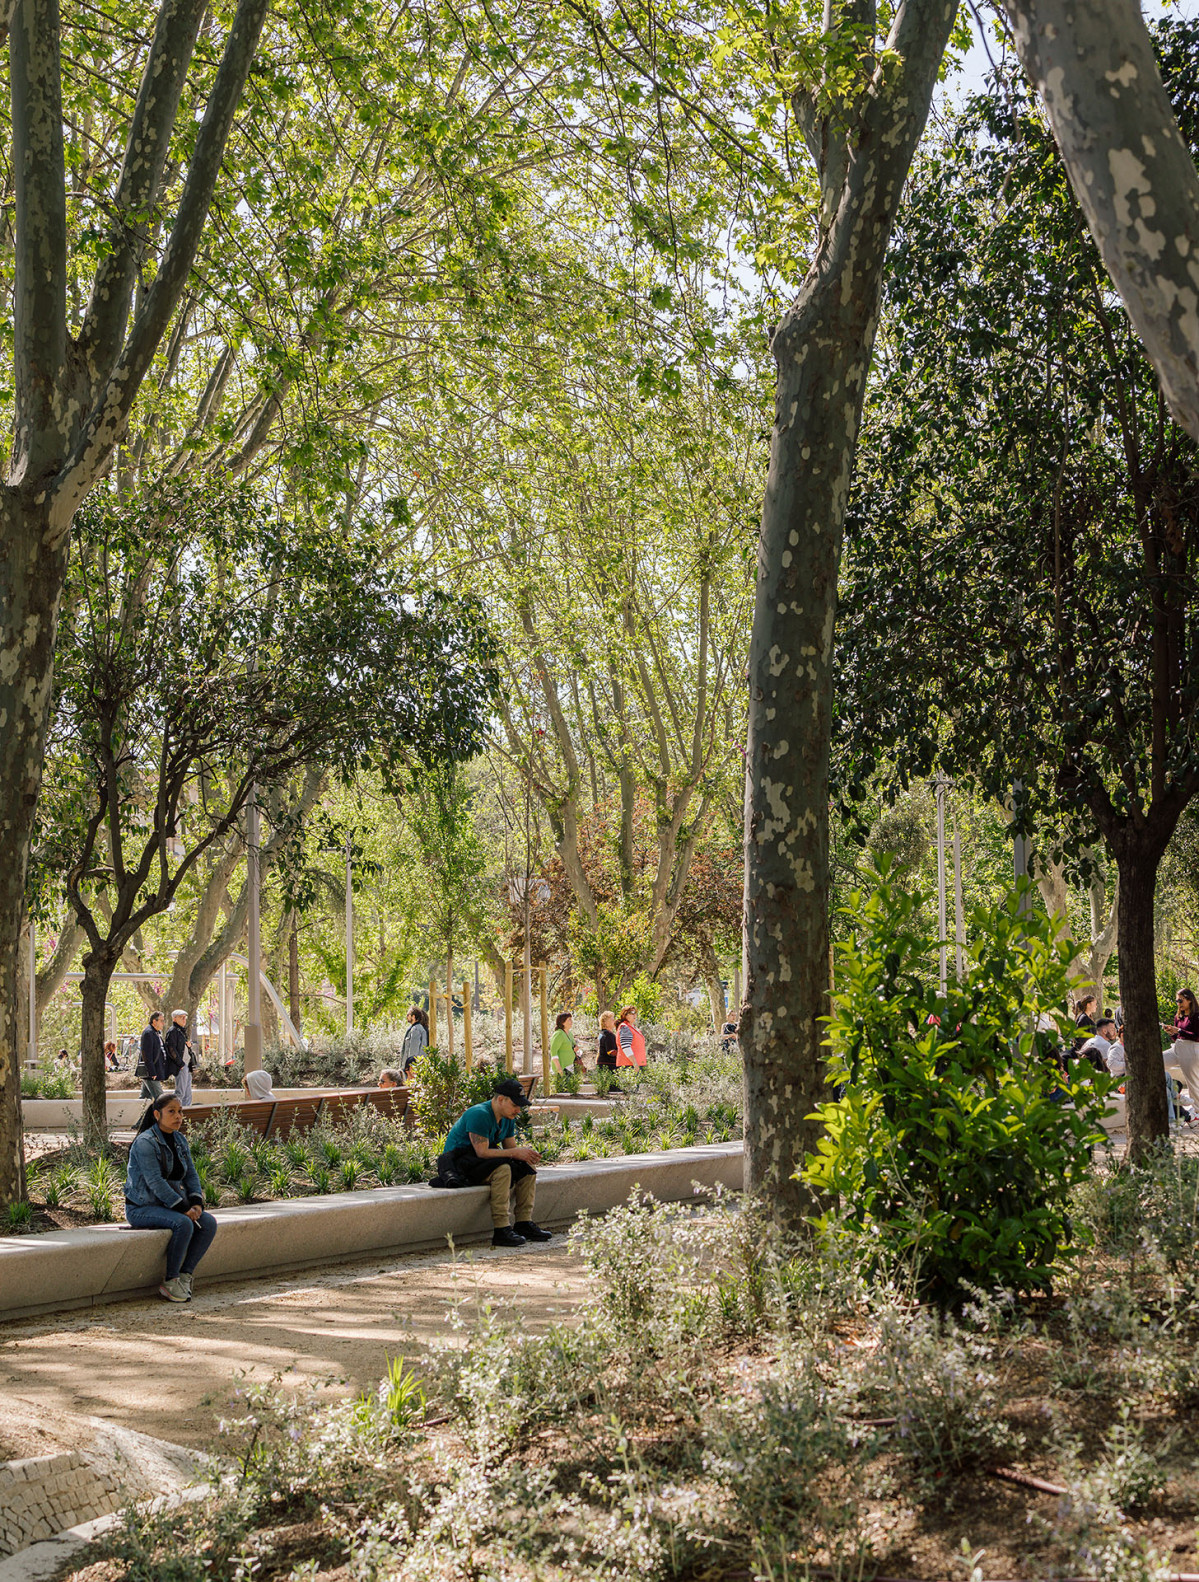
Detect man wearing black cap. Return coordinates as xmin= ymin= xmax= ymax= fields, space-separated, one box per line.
xmin=437 ymin=1078 xmax=552 ymax=1247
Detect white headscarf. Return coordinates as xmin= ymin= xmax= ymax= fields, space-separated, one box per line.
xmin=244 ymin=1069 xmax=275 ymax=1100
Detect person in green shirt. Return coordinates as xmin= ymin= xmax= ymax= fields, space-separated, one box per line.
xmin=436 ymin=1078 xmax=552 ymax=1247
xmin=549 ymin=1012 xmax=584 ymax=1078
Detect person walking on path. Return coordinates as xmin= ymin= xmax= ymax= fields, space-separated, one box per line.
xmin=138 ymin=1012 xmax=167 ymax=1100
xmin=1165 ymin=989 xmax=1199 ymax=1121
xmin=597 ymin=1010 xmax=620 ymax=1083
xmin=401 ymin=1006 xmax=429 ymax=1076
xmin=165 ymin=1010 xmax=195 ymax=1107
xmin=550 ymin=1012 xmax=584 ymax=1078
xmin=615 ymin=1005 xmax=647 ymax=1068
xmin=433 ymin=1078 xmax=552 ymax=1247
xmin=124 ymin=1093 xmax=217 ymax=1302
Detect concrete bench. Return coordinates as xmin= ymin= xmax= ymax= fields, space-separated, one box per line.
xmin=0 ymin=1141 xmax=745 ymax=1322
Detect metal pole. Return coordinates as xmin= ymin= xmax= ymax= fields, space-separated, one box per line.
xmin=429 ymin=977 xmax=437 ymax=1052
xmin=539 ymin=965 xmax=549 ymax=1094
xmin=27 ymin=923 xmax=36 ymax=1066
xmin=522 ymin=933 xmax=533 ymax=1076
xmin=953 ymin=805 xmax=966 ymax=981
xmin=504 ymin=960 xmax=513 ymax=1074
xmin=244 ymin=789 xmax=262 ymax=1073
xmin=345 ymin=832 xmax=354 ymax=1037
xmin=463 ymin=979 xmax=473 ymax=1072
xmin=1012 ymin=778 xmax=1033 ymax=916
xmin=936 ymin=779 xmax=948 ymax=994
xmin=218 ymin=960 xmax=228 ymax=1067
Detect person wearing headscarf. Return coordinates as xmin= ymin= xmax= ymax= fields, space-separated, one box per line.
xmin=124 ymin=1093 xmax=216 ymax=1302
xmin=243 ymin=1068 xmax=276 ymax=1101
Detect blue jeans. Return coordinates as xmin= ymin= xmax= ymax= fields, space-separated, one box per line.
xmin=126 ymin=1204 xmax=217 ymax=1281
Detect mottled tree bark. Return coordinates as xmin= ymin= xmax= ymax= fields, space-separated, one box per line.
xmin=1001 ymin=0 xmax=1199 ymax=444
xmin=742 ymin=0 xmax=958 ymax=1228
xmin=0 ymin=0 xmax=270 ymax=1207
xmin=1109 ymin=840 xmax=1170 ymax=1157
xmin=79 ymin=952 xmax=117 ymax=1150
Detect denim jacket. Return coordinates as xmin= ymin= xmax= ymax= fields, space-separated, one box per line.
xmin=125 ymin=1125 xmax=204 ymax=1211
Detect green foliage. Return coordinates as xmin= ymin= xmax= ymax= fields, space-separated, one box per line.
xmin=20 ymin=1068 xmax=75 ymax=1099
xmin=626 ymin=971 xmax=663 ymax=1024
xmin=406 ymin=1048 xmax=498 ymax=1144
xmin=802 ymin=869 xmax=1111 ymax=1298
xmin=5 ymin=1200 xmax=33 ymax=1232
xmin=377 ymin=1356 xmax=425 ymax=1435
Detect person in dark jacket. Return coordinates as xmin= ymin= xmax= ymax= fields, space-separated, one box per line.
xmin=164 ymin=1009 xmax=194 ymax=1107
xmin=124 ymin=1092 xmax=217 ymax=1301
xmin=139 ymin=1012 xmax=167 ymax=1099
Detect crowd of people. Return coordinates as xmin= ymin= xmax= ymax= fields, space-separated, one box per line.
xmin=1068 ymin=988 xmax=1199 ymax=1126
xmin=123 ymin=1000 xmax=672 ymax=1303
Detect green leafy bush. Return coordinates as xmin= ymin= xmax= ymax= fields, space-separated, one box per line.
xmin=802 ymin=870 xmax=1111 ymax=1298
xmin=21 ymin=1067 xmax=75 ymax=1099
xmin=407 ymin=1047 xmax=499 ymax=1143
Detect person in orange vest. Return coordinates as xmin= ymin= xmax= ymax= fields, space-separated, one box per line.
xmin=615 ymin=1005 xmax=647 ymax=1067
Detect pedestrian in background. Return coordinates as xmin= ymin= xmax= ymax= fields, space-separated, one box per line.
xmin=165 ymin=1009 xmax=195 ymax=1107
xmin=138 ymin=1011 xmax=167 ymax=1099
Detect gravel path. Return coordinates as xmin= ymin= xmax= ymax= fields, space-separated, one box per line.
xmin=0 ymin=1241 xmax=586 ymax=1451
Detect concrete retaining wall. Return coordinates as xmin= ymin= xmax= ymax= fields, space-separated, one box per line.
xmin=0 ymin=1143 xmax=745 ymax=1322
xmin=23 ymin=1085 xmax=582 ymax=1131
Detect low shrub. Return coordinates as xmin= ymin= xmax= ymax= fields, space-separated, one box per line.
xmin=406 ymin=1048 xmax=501 ymax=1143
xmin=21 ymin=1067 xmax=75 ymax=1099
xmin=803 ymin=868 xmax=1111 ymax=1299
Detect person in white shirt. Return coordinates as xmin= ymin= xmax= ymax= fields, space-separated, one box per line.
xmin=1077 ymin=1018 xmax=1116 ymax=1074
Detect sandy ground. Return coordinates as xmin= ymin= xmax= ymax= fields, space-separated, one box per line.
xmin=0 ymin=1242 xmax=587 ymax=1453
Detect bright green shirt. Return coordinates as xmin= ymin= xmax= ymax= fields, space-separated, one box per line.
xmin=444 ymin=1100 xmax=515 ymax=1154
xmin=550 ymin=1028 xmax=577 ymax=1074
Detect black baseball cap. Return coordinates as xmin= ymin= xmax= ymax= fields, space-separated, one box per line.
xmin=494 ymin=1078 xmax=531 ymax=1108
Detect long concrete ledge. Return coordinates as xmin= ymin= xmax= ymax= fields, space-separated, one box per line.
xmin=0 ymin=1142 xmax=745 ymax=1322
xmin=23 ymin=1084 xmax=570 ymax=1132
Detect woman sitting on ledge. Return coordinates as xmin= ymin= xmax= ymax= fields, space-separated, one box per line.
xmin=124 ymin=1093 xmax=217 ymax=1303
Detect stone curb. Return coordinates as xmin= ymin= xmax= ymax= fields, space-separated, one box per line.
xmin=0 ymin=1143 xmax=745 ymax=1323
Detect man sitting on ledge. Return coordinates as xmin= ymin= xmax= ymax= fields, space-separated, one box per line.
xmin=435 ymin=1078 xmax=552 ymax=1248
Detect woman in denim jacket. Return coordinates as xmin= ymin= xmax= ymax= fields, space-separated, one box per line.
xmin=125 ymin=1092 xmax=217 ymax=1302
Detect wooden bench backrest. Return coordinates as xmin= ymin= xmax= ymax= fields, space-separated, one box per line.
xmin=359 ymin=1087 xmax=409 ymax=1121
xmin=184 ymin=1101 xmax=275 ymax=1140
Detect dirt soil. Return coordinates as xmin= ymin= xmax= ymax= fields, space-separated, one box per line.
xmin=0 ymin=1241 xmax=587 ymax=1451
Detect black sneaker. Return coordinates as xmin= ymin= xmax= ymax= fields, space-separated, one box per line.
xmin=514 ymin=1221 xmax=552 ymax=1242
xmin=492 ymin=1226 xmax=527 ymax=1248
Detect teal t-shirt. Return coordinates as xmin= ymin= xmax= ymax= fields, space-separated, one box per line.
xmin=444 ymin=1100 xmax=515 ymax=1154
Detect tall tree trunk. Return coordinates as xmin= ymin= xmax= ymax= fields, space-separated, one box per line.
xmin=699 ymin=940 xmax=726 ymax=1028
xmin=1114 ymin=844 xmax=1170 ymax=1158
xmin=1001 ymin=0 xmax=1199 ymax=444
xmin=0 ymin=505 xmax=70 ymax=1203
xmin=741 ymin=0 xmax=958 ymax=1229
xmin=79 ymin=951 xmax=116 ymax=1150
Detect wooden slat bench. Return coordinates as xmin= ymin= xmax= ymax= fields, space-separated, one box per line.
xmin=181 ymin=1074 xmax=535 ymax=1141
xmin=182 ymin=1085 xmax=410 ymax=1141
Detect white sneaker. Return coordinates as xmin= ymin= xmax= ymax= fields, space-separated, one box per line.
xmin=159 ymin=1277 xmax=188 ymax=1303
xmin=178 ymin=1272 xmax=194 ymax=1299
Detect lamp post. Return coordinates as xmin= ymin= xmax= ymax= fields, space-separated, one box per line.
xmin=244 ymin=788 xmax=262 ymax=1073
xmin=345 ymin=830 xmax=354 ymax=1037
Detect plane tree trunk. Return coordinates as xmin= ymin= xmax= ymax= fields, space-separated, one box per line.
xmin=741 ymin=0 xmax=958 ymax=1229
